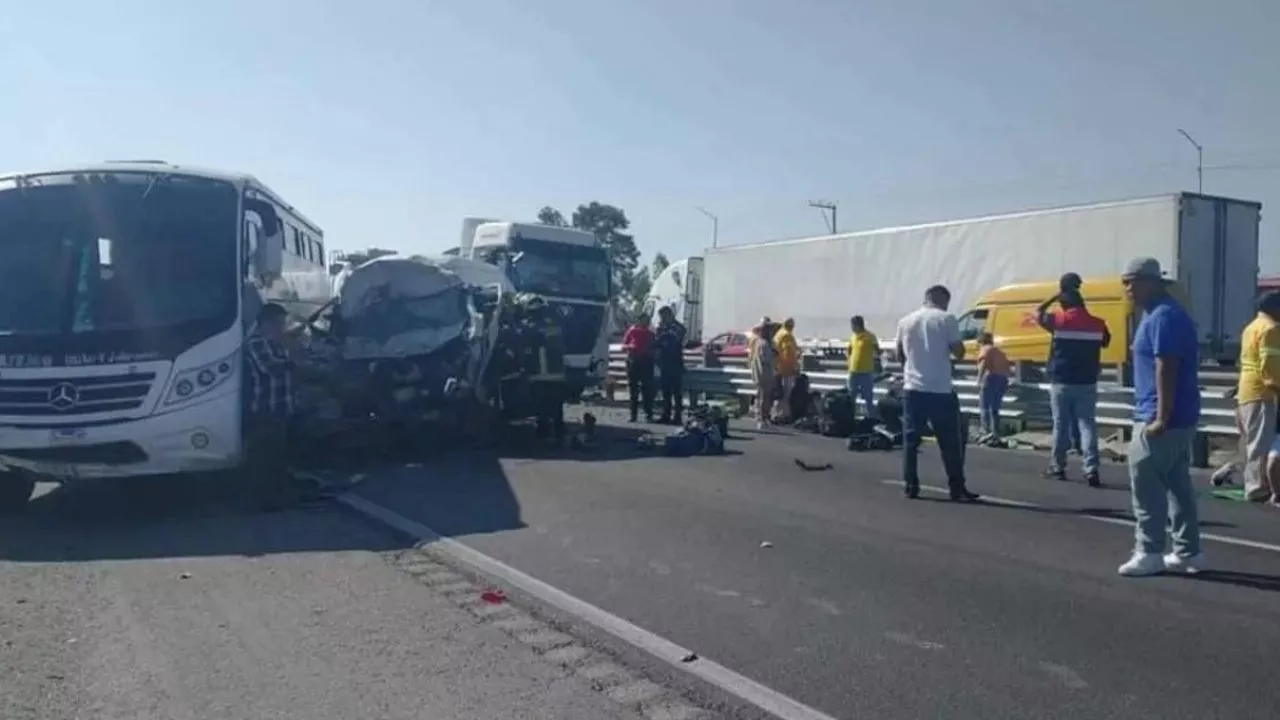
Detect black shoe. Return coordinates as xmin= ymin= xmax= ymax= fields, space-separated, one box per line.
xmin=1042 ymin=468 xmax=1066 ymax=481
xmin=629 ymin=416 xmax=638 ymax=423
xmin=950 ymin=489 xmax=981 ymax=502
xmin=1085 ymin=472 xmax=1102 ymax=488
xmin=904 ymin=484 xmax=920 ymax=499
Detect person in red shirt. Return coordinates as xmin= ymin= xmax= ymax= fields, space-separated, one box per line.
xmin=621 ymin=313 xmax=657 ymax=422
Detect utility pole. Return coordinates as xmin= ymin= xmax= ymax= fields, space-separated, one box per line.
xmin=808 ymin=200 xmax=838 ymax=234
xmin=1177 ymin=128 xmax=1204 ymax=194
xmin=696 ymin=206 xmax=719 ymax=248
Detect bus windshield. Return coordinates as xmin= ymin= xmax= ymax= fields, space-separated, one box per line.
xmin=0 ymin=173 xmax=240 ymax=339
xmin=508 ymin=237 xmax=611 ymax=301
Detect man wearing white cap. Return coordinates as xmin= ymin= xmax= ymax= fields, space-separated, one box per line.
xmin=1118 ymin=257 xmax=1203 ymax=577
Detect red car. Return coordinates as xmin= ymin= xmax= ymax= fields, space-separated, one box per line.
xmin=697 ymin=331 xmax=751 ymax=358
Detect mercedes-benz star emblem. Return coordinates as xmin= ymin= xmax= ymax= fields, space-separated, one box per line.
xmin=47 ymin=382 xmax=80 ymax=411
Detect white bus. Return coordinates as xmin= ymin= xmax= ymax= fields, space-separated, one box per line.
xmin=468 ymin=221 xmax=612 ymax=393
xmin=0 ymin=161 xmax=330 ymax=508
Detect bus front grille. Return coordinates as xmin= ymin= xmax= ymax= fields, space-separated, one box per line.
xmin=0 ymin=372 xmax=156 ymax=416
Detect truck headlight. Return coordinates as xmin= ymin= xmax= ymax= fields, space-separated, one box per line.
xmin=165 ymin=353 xmax=237 ymax=406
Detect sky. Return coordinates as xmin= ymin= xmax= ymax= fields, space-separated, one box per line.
xmin=4 ymin=0 xmax=1280 ymax=271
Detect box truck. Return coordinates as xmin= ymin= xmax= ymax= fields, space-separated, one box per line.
xmin=681 ymin=193 xmax=1259 ymax=363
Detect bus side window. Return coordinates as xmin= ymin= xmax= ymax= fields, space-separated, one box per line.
xmin=243 ymin=217 xmax=262 ymax=276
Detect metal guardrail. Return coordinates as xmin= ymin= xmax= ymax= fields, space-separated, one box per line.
xmin=605 ymin=350 xmax=1238 ymax=466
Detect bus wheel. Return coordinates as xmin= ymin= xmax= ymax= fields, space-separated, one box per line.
xmin=0 ymin=471 xmax=35 ymax=514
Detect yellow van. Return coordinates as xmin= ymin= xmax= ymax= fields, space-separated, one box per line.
xmin=955 ymin=276 xmax=1191 ymax=365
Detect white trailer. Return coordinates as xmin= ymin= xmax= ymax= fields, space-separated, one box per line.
xmin=645 ymin=257 xmax=704 ymax=344
xmin=699 ymin=192 xmax=1260 ymax=361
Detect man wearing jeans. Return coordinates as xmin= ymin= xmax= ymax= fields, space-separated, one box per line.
xmin=895 ymin=285 xmax=980 ymax=502
xmin=1118 ymin=257 xmax=1203 ymax=577
xmin=845 ymin=315 xmax=879 ymax=418
xmin=1036 ymin=282 xmax=1111 ymax=487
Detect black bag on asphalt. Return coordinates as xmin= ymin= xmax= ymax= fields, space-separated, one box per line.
xmin=818 ymin=389 xmax=856 ymax=438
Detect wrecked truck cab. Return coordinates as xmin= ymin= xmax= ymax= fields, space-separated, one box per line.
xmin=333 ymin=256 xmax=504 ymax=424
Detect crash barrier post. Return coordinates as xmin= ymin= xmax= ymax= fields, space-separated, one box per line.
xmin=606 ymin=350 xmax=1240 ymax=468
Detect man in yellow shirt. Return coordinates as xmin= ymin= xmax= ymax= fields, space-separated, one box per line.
xmin=846 ymin=315 xmax=879 ymax=418
xmin=1235 ymin=292 xmax=1280 ymax=503
xmin=773 ymin=318 xmax=800 ymax=419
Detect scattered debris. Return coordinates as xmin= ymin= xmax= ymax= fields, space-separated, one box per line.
xmin=759 ymin=541 xmax=774 ymax=549
xmin=680 ymin=652 xmax=699 ymax=663
xmin=480 ymin=589 xmax=507 ymax=604
xmin=794 ymin=459 xmax=833 ymax=472
xmin=179 ymin=572 xmax=193 ymax=580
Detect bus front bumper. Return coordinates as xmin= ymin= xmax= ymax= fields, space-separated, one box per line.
xmin=0 ymin=391 xmax=242 ymax=480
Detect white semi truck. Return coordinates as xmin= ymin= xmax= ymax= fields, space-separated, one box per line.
xmin=463 ymin=220 xmax=613 ymax=395
xmin=649 ymin=192 xmax=1261 ymax=362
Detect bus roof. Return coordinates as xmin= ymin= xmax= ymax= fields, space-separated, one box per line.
xmin=0 ymin=161 xmax=322 ymax=234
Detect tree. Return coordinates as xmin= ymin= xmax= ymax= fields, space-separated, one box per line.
xmin=651 ymin=252 xmax=670 ymax=278
xmin=570 ymin=202 xmax=640 ymax=284
xmin=536 ymin=206 xmax=568 ymax=227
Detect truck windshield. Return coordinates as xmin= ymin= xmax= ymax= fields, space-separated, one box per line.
xmin=0 ymin=173 xmax=239 ymax=339
xmin=508 ymin=237 xmax=610 ymax=301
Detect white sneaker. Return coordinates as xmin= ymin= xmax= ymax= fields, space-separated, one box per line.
xmin=1162 ymin=552 xmax=1204 ymax=575
xmin=1118 ymin=553 xmax=1165 ymax=577
xmin=755 ymin=421 xmax=765 ymax=430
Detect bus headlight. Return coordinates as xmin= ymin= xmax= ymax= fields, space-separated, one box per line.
xmin=165 ymin=352 xmax=237 ymax=406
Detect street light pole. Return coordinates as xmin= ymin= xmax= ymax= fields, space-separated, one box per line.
xmin=1177 ymin=128 xmax=1204 ymax=194
xmin=808 ymin=200 xmax=838 ymax=234
xmin=696 ymin=207 xmax=719 ymax=248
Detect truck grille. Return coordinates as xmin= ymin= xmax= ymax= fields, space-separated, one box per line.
xmin=0 ymin=372 xmax=156 ymax=416
xmin=555 ymin=304 xmax=605 ymax=356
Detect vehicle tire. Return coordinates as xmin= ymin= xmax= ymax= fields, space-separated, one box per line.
xmin=0 ymin=471 xmax=35 ymax=514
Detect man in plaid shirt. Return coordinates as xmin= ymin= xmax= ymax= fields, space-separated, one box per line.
xmin=244 ymin=303 xmax=298 ymax=511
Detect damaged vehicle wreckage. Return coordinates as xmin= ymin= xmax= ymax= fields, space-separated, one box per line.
xmin=296 ymin=254 xmax=581 ymax=459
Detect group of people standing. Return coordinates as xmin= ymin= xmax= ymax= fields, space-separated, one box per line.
xmin=620 ymin=306 xmax=689 ymax=424
xmin=745 ymin=317 xmax=801 ymax=429
xmin=895 ymin=258 xmax=1205 ymax=577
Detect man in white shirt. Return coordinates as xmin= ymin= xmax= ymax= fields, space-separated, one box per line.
xmin=895 ymin=285 xmax=980 ymax=501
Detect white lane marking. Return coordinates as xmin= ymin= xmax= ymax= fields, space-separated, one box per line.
xmin=696 ymin=583 xmax=742 ymax=599
xmin=340 ymin=493 xmax=840 ymax=720
xmin=649 ymin=561 xmax=673 ymax=575
xmin=1038 ymin=661 xmax=1088 ymax=689
xmin=884 ymin=632 xmax=945 ymax=650
xmin=879 ymin=480 xmax=1280 ymax=554
xmin=804 ymin=598 xmax=842 ymax=616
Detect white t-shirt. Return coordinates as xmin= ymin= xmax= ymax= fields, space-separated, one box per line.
xmin=895 ymin=305 xmax=962 ymax=394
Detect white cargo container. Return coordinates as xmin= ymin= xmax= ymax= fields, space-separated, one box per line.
xmin=697 ymin=192 xmax=1260 ymax=361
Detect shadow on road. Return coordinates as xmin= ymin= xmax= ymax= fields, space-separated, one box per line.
xmin=1192 ymin=570 xmax=1280 ymax=592
xmin=0 ymin=472 xmax=415 ymax=564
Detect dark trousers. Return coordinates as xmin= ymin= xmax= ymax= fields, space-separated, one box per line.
xmin=901 ymin=390 xmax=967 ymax=494
xmin=245 ymin=413 xmax=296 ymax=508
xmin=659 ymin=366 xmax=684 ymax=423
xmin=626 ymin=357 xmax=655 ymax=420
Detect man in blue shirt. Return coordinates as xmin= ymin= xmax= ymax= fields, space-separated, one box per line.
xmin=1119 ymin=257 xmax=1203 ymax=577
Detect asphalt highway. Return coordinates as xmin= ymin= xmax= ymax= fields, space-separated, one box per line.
xmin=0 ymin=474 xmax=658 ymax=720
xmin=352 ymin=406 xmax=1280 ymax=720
